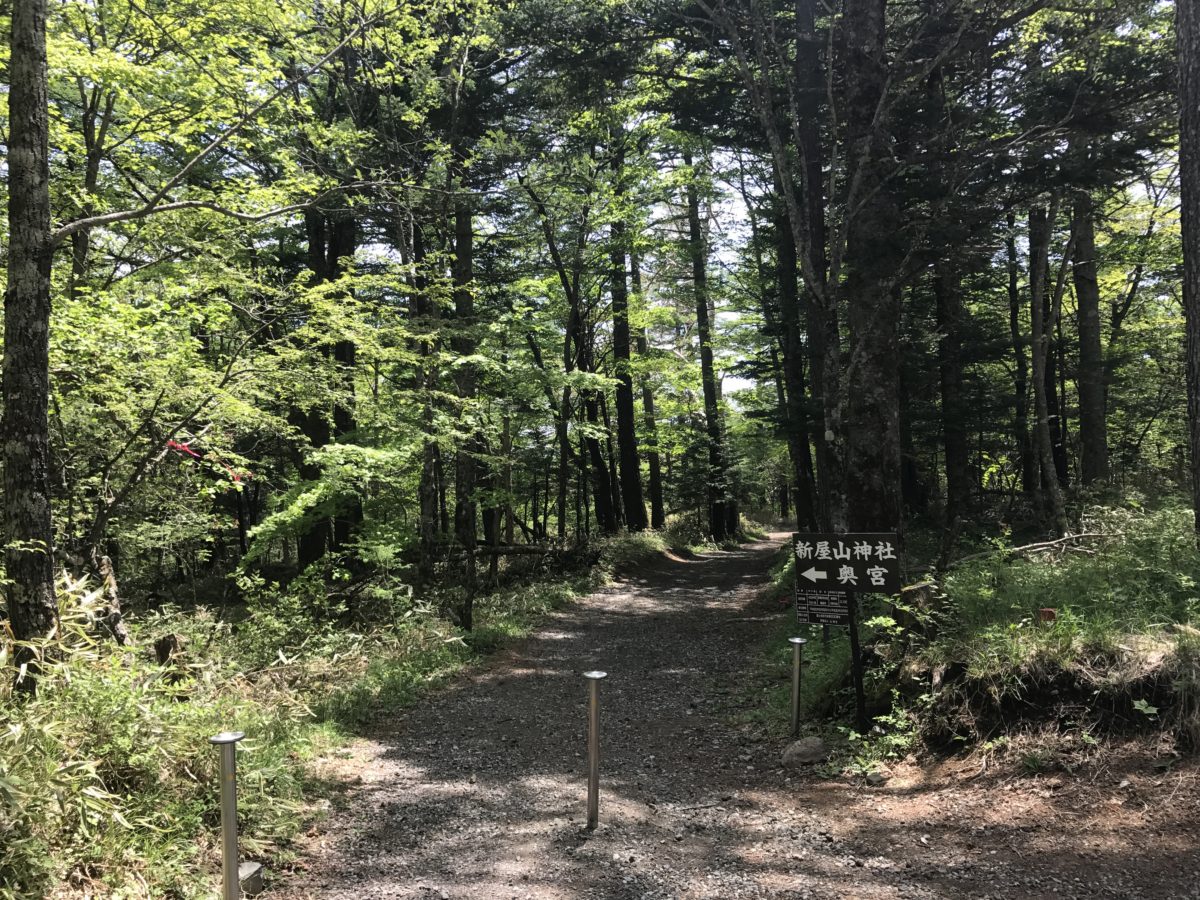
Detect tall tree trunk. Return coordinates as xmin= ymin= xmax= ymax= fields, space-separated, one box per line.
xmin=410 ymin=221 xmax=440 ymax=580
xmin=235 ymin=489 xmax=251 ymax=556
xmin=554 ymin=294 xmax=581 ymax=542
xmin=1072 ymin=192 xmax=1110 ymax=485
xmin=934 ymin=262 xmax=972 ymax=521
xmin=487 ymin=397 xmax=507 ymax=577
xmin=502 ymin=412 xmax=515 ymax=544
xmin=774 ymin=204 xmax=819 ymax=530
xmin=610 ymin=145 xmax=648 ymax=531
xmin=1045 ymin=322 xmax=1070 ymax=487
xmin=579 ymin=310 xmax=618 ymax=535
xmin=542 ymin=455 xmax=553 ymax=537
xmin=1007 ymin=212 xmax=1037 ymax=495
xmin=575 ymin=446 xmax=584 ymax=537
xmin=631 ymin=253 xmax=666 ymax=529
xmin=600 ymin=393 xmax=625 ymax=528
xmin=5 ymin=0 xmax=58 ymax=684
xmin=436 ymin=445 xmax=449 ymax=535
xmin=452 ymin=194 xmax=478 ymax=626
xmin=1056 ymin=315 xmax=1071 ymax=482
xmin=418 ymin=437 xmax=439 ymax=578
xmin=531 ymin=462 xmax=541 ymax=539
xmin=899 ymin=349 xmax=930 ymax=515
xmin=584 ymin=395 xmax=618 ymax=534
xmin=485 ymin=503 xmax=501 ymax=581
xmin=793 ymin=0 xmax=843 ymax=531
xmin=328 ymin=213 xmax=362 ymax=552
xmin=841 ymin=0 xmax=903 ymax=534
xmin=579 ymin=433 xmax=592 ymax=538
xmin=1029 ymin=203 xmax=1070 ymax=536
xmin=1181 ymin=0 xmax=1200 ymax=534
xmin=685 ymin=154 xmax=732 ymax=541
xmin=737 ymin=154 xmax=816 ymax=531
xmin=768 ymin=356 xmax=789 ymax=477
xmin=557 ymin=386 xmax=573 ymax=540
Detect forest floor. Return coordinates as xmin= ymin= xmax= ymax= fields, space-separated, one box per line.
xmin=267 ymin=534 xmax=1200 ymax=900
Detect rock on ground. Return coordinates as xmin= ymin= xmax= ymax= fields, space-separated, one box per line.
xmin=782 ymin=737 xmax=829 ymax=768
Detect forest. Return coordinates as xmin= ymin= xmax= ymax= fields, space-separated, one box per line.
xmin=3 ymin=0 xmax=1200 ymax=897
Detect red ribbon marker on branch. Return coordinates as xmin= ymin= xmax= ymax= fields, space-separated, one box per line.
xmin=166 ymin=438 xmax=249 ymax=484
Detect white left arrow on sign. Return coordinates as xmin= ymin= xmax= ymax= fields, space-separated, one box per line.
xmin=801 ymin=567 xmax=828 ymax=583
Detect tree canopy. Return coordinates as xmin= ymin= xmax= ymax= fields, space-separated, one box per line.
xmin=0 ymin=0 xmax=1191 ymax=643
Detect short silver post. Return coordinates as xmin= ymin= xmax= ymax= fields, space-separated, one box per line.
xmin=583 ymin=671 xmax=607 ymax=830
xmin=789 ymin=638 xmax=807 ymax=737
xmin=210 ymin=731 xmax=246 ymax=900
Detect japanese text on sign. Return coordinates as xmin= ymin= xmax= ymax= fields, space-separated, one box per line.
xmin=796 ymin=590 xmax=851 ymax=627
xmin=791 ymin=532 xmax=902 ymax=593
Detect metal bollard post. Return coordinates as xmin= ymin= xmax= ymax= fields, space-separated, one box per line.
xmin=210 ymin=731 xmax=245 ymax=900
xmin=788 ymin=638 xmax=807 ymax=737
xmin=583 ymin=671 xmax=607 ymax=830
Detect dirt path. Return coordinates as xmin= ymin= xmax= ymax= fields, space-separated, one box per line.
xmin=270 ymin=536 xmax=1200 ymax=900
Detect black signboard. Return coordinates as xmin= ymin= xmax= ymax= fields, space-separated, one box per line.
xmin=791 ymin=532 xmax=901 ymax=593
xmin=796 ymin=590 xmax=851 ymax=627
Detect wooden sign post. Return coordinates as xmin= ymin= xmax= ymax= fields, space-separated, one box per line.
xmin=792 ymin=533 xmax=901 ymax=734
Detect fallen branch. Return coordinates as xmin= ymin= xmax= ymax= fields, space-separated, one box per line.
xmin=944 ymin=533 xmax=1117 ymax=570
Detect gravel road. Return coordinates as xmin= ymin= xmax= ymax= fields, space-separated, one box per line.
xmin=268 ymin=536 xmax=1200 ymax=900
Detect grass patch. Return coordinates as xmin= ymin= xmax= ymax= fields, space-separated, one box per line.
xmin=740 ymin=614 xmax=852 ymax=737
xmin=911 ymin=505 xmax=1200 ymax=745
xmin=934 ymin=505 xmax=1200 ymax=641
xmin=1 ymin=581 xmax=322 ymax=899
xmin=591 ymin=513 xmax=775 ymax=573
xmin=733 ymin=544 xmax=854 ymax=741
xmin=314 ymin=570 xmax=601 ymax=726
xmin=661 ymin=512 xmax=721 ymax=553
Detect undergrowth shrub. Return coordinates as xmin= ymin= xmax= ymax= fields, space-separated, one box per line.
xmin=1174 ymin=629 xmax=1200 ymax=746
xmin=756 ymin=503 xmax=1200 ymax=759
xmin=1 ymin=577 xmax=316 ymax=899
xmin=764 ymin=550 xmax=795 ymax=605
xmin=596 ymin=530 xmax=668 ymax=574
xmin=903 ymin=505 xmax=1200 ymax=746
xmin=662 ymin=512 xmax=713 ymax=551
xmin=234 ymin=569 xmax=381 ymax=670
xmin=742 ymin=546 xmax=854 ymax=732
xmin=736 ymin=512 xmax=778 ymax=542
xmin=0 ymin=555 xmax=604 ymax=898
xmin=938 ymin=505 xmax=1200 ymax=638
